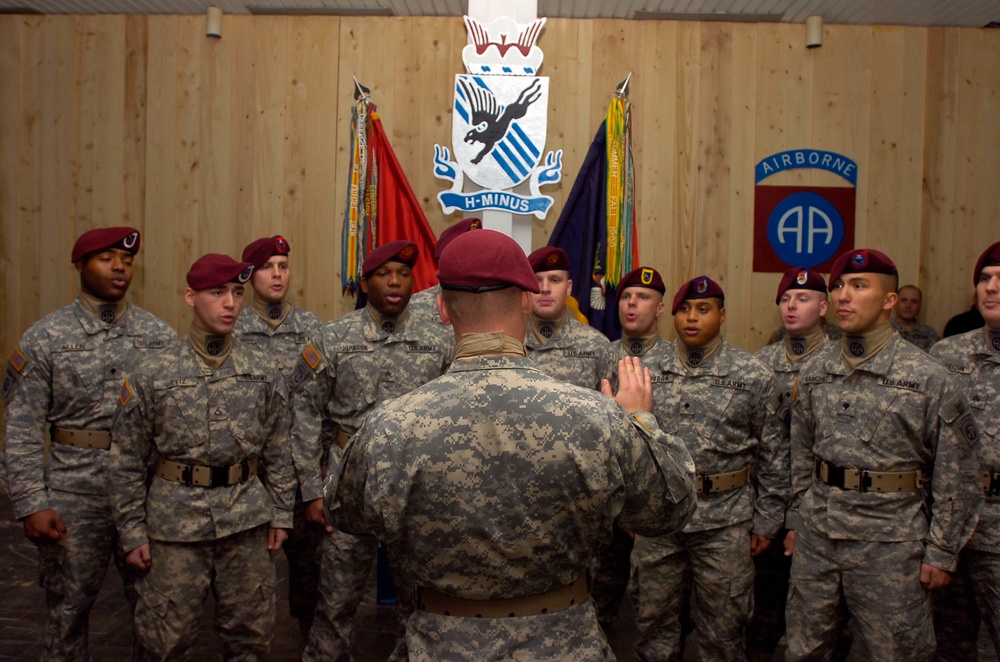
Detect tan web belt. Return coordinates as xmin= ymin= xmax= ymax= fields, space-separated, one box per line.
xmin=695 ymin=466 xmax=751 ymax=495
xmin=981 ymin=470 xmax=1000 ymax=497
xmin=51 ymin=427 xmax=112 ymax=450
xmin=815 ymin=459 xmax=922 ymax=493
xmin=416 ymin=575 xmax=589 ymax=618
xmin=156 ymin=457 xmax=259 ymax=488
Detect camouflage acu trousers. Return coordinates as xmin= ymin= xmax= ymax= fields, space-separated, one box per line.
xmin=35 ymin=489 xmax=139 ymax=662
xmin=134 ymin=525 xmax=276 ymax=661
xmin=786 ymin=525 xmax=934 ymax=662
xmin=934 ymin=548 xmax=1000 ymax=661
xmin=630 ymin=521 xmax=754 ymax=662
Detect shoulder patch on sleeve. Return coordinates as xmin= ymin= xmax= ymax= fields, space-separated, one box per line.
xmin=302 ymin=343 xmax=323 ymax=370
xmin=119 ymin=378 xmax=134 ymax=407
xmin=940 ymin=391 xmax=979 ymax=449
xmin=2 ymin=365 xmax=19 ymax=404
xmin=8 ymin=346 xmax=28 ymax=373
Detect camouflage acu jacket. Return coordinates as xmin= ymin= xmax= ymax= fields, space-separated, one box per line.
xmin=107 ymin=339 xmax=295 ymax=550
xmin=612 ymin=338 xmax=788 ymax=538
xmin=327 ymin=354 xmax=695 ymax=659
xmin=525 ymin=317 xmax=614 ymax=391
xmin=233 ymin=303 xmax=323 ymax=379
xmin=788 ymin=333 xmax=983 ymax=571
xmin=931 ymin=327 xmax=1000 ymax=551
xmin=1 ymin=298 xmax=176 ymax=519
xmin=288 ymin=306 xmax=453 ymax=502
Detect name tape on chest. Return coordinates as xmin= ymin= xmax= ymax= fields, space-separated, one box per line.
xmin=57 ymin=342 xmax=89 ymax=352
xmin=236 ymin=373 xmax=270 ymax=383
xmin=405 ymin=344 xmax=441 ymax=354
xmin=878 ymin=377 xmax=925 ymax=392
xmin=134 ymin=339 xmax=169 ymax=349
xmin=334 ymin=343 xmax=373 ymax=354
xmin=564 ymin=349 xmax=598 ymax=359
xmin=711 ymin=378 xmax=750 ymax=391
xmin=154 ymin=378 xmax=199 ymax=389
xmin=942 ymin=362 xmax=973 ymax=375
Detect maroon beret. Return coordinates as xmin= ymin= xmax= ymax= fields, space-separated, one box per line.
xmin=434 ymin=218 xmax=483 ymax=262
xmin=71 ymin=226 xmax=141 ymax=262
xmin=828 ymin=248 xmax=897 ymax=284
xmin=671 ymin=275 xmax=725 ymax=315
xmin=242 ymin=235 xmax=290 ymax=269
xmin=775 ymin=267 xmax=828 ymax=304
xmin=528 ymin=246 xmax=570 ymax=273
xmin=617 ymin=267 xmax=666 ymax=304
xmin=437 ymin=229 xmax=539 ymax=293
xmin=974 ymin=241 xmax=1000 ymax=285
xmin=362 ymin=240 xmax=418 ymax=277
xmin=186 ymin=254 xmax=254 ymax=290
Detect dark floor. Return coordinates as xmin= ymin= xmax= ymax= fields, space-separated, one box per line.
xmin=0 ymin=483 xmax=993 ymax=661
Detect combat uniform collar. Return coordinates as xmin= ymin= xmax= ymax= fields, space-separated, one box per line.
xmin=527 ymin=310 xmax=568 ymax=347
xmin=250 ymin=293 xmax=292 ymax=330
xmin=455 ymin=331 xmax=527 ymax=358
xmin=984 ymin=327 xmax=1000 ymax=356
xmin=840 ymin=320 xmax=895 ymax=370
xmin=448 ymin=353 xmax=538 ymax=373
xmin=621 ymin=332 xmax=660 ymax=357
xmin=677 ymin=334 xmax=723 ymax=371
xmin=784 ymin=326 xmax=827 ymax=364
xmin=826 ymin=327 xmax=900 ymax=377
xmin=365 ymin=305 xmax=408 ymax=339
xmin=75 ymin=293 xmax=128 ymax=329
xmin=188 ymin=323 xmax=232 ymax=371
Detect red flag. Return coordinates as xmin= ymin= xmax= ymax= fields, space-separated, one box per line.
xmin=369 ymin=112 xmax=438 ymax=292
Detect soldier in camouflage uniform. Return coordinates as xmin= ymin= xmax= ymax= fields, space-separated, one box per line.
xmin=1 ymin=226 xmax=176 ymax=661
xmin=524 ymin=246 xmax=613 ymax=390
xmin=325 ymin=229 xmax=697 ymax=661
xmin=289 ymin=240 xmax=453 ymax=662
xmin=784 ymin=248 xmax=983 ymax=662
xmin=107 ymin=253 xmax=296 ymax=660
xmin=930 ymin=241 xmax=1000 ymax=660
xmin=749 ymin=267 xmax=832 ymax=660
xmin=407 ymin=218 xmax=481 ymax=324
xmin=893 ymin=285 xmax=941 ymax=352
xmin=234 ymin=235 xmax=325 ymax=642
xmin=617 ymin=270 xmax=787 ymax=662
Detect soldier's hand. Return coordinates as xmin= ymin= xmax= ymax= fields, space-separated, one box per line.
xmin=305 ymin=498 xmax=333 ymax=533
xmin=267 ymin=527 xmax=289 ymax=551
xmin=604 ymin=357 xmax=653 ymax=414
xmin=920 ymin=563 xmax=951 ymax=590
xmin=750 ymin=534 xmax=772 ymax=556
xmin=23 ymin=509 xmax=68 ymax=542
xmin=126 ymin=544 xmax=152 ymax=570
xmin=783 ymin=530 xmax=796 ymax=556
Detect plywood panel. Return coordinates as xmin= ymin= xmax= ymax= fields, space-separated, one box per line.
xmin=2 ymin=15 xmax=1000 ymax=362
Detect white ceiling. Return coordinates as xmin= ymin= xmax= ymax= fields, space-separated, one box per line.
xmin=0 ymin=0 xmax=998 ymax=27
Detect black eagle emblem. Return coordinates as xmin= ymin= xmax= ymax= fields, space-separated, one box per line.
xmin=459 ymin=78 xmax=542 ymax=165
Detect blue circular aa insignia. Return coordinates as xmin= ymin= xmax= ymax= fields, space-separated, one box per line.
xmin=767 ymin=192 xmax=844 ymax=268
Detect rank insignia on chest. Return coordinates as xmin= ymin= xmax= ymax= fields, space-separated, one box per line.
xmin=302 ymin=343 xmax=323 ymax=369
xmin=8 ymin=346 xmax=27 ymax=373
xmin=120 ymin=378 xmax=134 ymax=406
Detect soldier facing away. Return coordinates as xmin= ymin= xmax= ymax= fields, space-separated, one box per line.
xmin=233 ymin=235 xmax=325 ymax=645
xmin=107 ymin=253 xmax=296 ymax=660
xmin=784 ymin=248 xmax=983 ymax=661
xmin=930 ymin=240 xmax=1000 ymax=660
xmin=1 ymin=226 xmax=176 ymax=660
xmin=325 ymin=229 xmax=697 ymax=661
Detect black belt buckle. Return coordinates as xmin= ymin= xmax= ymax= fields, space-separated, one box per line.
xmin=990 ymin=472 xmax=1000 ymax=497
xmin=700 ymin=474 xmax=714 ymax=494
xmin=210 ymin=465 xmax=229 ymax=488
xmin=817 ymin=460 xmax=845 ymax=488
xmin=859 ymin=470 xmax=872 ymax=493
xmin=181 ymin=465 xmax=194 ymax=487
xmin=239 ymin=460 xmax=251 ymax=483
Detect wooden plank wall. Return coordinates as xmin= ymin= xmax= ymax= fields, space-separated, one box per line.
xmin=1 ymin=15 xmax=999 ymax=372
